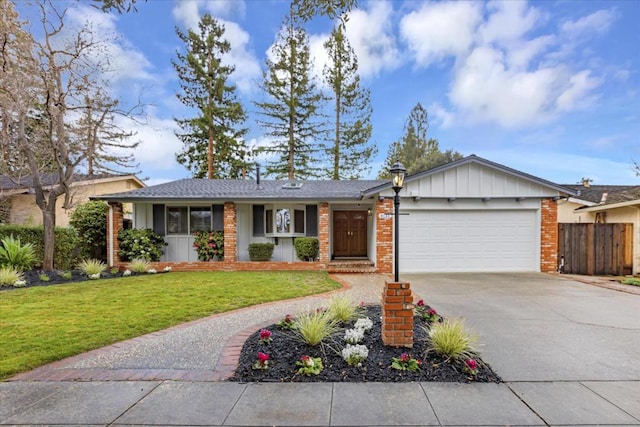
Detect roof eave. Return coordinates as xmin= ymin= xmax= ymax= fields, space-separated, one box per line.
xmin=576 ymin=199 xmax=640 ymax=212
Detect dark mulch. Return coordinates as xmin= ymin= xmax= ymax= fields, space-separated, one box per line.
xmin=0 ymin=268 xmax=142 ymax=291
xmin=229 ymin=306 xmax=502 ymax=383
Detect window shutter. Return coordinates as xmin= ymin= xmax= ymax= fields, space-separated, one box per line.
xmin=253 ymin=205 xmax=265 ymax=236
xmin=305 ymin=204 xmax=318 ymax=236
xmin=152 ymin=204 xmax=165 ymax=236
xmin=212 ymin=205 xmax=224 ymax=231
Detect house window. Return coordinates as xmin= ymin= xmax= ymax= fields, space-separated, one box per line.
xmin=166 ymin=206 xmax=222 ymax=235
xmin=262 ymin=204 xmax=306 ymax=236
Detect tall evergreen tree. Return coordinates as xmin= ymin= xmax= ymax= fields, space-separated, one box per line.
xmin=378 ymin=103 xmax=463 ymax=178
xmin=254 ymin=14 xmax=326 ymax=180
xmin=173 ymin=14 xmax=249 ymax=179
xmin=323 ymin=25 xmax=376 ymax=179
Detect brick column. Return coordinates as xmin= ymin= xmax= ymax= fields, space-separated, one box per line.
xmin=540 ymin=198 xmax=558 ymax=272
xmin=381 ymin=280 xmax=414 ymax=348
xmin=375 ymin=198 xmax=393 ymax=274
xmin=224 ymin=202 xmax=237 ymax=263
xmin=106 ymin=202 xmax=123 ymax=267
xmin=318 ymin=202 xmax=330 ymax=264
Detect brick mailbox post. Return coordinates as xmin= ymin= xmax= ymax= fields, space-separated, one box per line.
xmin=381 ymin=280 xmax=414 ymax=348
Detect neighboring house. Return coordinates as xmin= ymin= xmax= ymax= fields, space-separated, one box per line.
xmin=0 ymin=173 xmax=145 ymax=227
xmin=96 ymin=155 xmax=576 ymax=275
xmin=558 ymin=181 xmax=639 ymax=275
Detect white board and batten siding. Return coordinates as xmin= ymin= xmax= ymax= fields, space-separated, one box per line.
xmin=389 ymin=162 xmax=555 ymax=273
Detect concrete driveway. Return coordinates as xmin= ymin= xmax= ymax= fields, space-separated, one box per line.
xmin=404 ymin=273 xmax=640 ymax=382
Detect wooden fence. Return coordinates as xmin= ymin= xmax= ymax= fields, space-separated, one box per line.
xmin=558 ymin=223 xmax=633 ymax=275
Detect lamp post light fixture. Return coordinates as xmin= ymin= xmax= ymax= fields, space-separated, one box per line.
xmin=389 ymin=161 xmax=406 ymax=282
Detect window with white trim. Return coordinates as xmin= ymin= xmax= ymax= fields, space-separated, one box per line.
xmin=264 ymin=204 xmax=305 ymax=236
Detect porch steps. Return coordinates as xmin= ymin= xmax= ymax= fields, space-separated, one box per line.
xmin=327 ymin=259 xmax=377 ymax=274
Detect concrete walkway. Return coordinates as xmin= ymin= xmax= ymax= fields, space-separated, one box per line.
xmin=1 ymin=273 xmax=639 ymax=426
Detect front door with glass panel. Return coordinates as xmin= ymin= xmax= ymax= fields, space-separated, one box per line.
xmin=333 ymin=211 xmax=367 ymax=257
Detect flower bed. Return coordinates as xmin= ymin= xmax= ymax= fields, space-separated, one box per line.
xmin=229 ymin=306 xmax=501 ymax=383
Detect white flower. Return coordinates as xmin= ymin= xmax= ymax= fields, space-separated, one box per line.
xmin=147 ymin=269 xmax=157 ymax=274
xmin=13 ymin=279 xmax=27 ymax=288
xmin=344 ymin=328 xmax=364 ymax=344
xmin=122 ymin=269 xmax=132 ymax=276
xmin=89 ymin=273 xmax=100 ymax=280
xmin=354 ymin=317 xmax=373 ymax=332
xmin=163 ymin=266 xmax=172 ymax=272
xmin=341 ymin=344 xmax=368 ymax=366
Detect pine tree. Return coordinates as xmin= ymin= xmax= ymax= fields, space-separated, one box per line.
xmin=254 ymin=14 xmax=326 ymax=180
xmin=323 ymin=25 xmax=376 ymax=179
xmin=378 ymin=103 xmax=463 ymax=178
xmin=173 ymin=14 xmax=249 ymax=179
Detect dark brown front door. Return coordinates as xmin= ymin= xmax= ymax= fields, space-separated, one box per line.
xmin=333 ymin=211 xmax=367 ymax=257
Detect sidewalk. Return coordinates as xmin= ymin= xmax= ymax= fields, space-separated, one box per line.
xmin=2 ymin=379 xmax=639 ymax=425
xmin=1 ymin=273 xmax=639 ymax=426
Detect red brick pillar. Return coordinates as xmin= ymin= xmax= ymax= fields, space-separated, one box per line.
xmin=382 ymin=280 xmax=414 ymax=347
xmin=318 ymin=202 xmax=330 ymax=264
xmin=540 ymin=198 xmax=558 ymax=272
xmin=224 ymin=202 xmax=237 ymax=263
xmin=106 ymin=202 xmax=123 ymax=267
xmin=375 ymin=198 xmax=393 ymax=274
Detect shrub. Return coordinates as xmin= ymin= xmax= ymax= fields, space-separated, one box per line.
xmin=193 ymin=230 xmax=224 ymax=261
xmin=60 ymin=271 xmax=73 ymax=280
xmin=39 ymin=273 xmax=50 ymax=282
xmin=294 ymin=237 xmax=319 ymax=261
xmin=127 ymin=258 xmax=151 ymax=273
xmin=0 ymin=235 xmax=36 ymax=271
xmin=292 ymin=310 xmax=340 ymax=346
xmin=248 ymin=243 xmax=274 ymax=261
xmin=425 ymin=318 xmax=478 ymax=361
xmin=0 ymin=225 xmax=78 ymax=270
xmin=69 ymin=201 xmax=107 ymax=261
xmin=117 ymin=228 xmax=166 ymax=262
xmin=77 ymin=259 xmax=107 ymax=276
xmin=0 ymin=266 xmax=24 ymax=287
xmin=326 ymin=295 xmax=362 ymax=324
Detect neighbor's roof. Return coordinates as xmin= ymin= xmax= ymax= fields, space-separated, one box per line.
xmin=0 ymin=172 xmax=145 ymax=194
xmin=562 ymin=184 xmax=640 ymax=206
xmin=94 ymin=178 xmax=387 ymax=202
xmin=362 ymin=155 xmax=577 ymax=197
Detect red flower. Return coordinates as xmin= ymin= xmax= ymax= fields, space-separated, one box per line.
xmin=399 ymin=353 xmax=410 ymax=363
xmin=465 ymin=359 xmax=478 ymax=370
xmin=257 ymin=352 xmax=269 ymax=363
xmin=260 ymin=329 xmax=272 ymax=340
xmin=427 ymin=308 xmax=438 ymax=315
xmin=417 ymin=299 xmax=425 ymax=307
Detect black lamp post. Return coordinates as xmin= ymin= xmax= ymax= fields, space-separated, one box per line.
xmin=389 ymin=161 xmax=406 ymax=282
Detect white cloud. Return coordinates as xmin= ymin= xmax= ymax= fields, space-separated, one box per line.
xmin=428 ymin=102 xmax=455 ymax=129
xmin=556 ymin=70 xmax=601 ymax=111
xmin=400 ymin=1 xmax=482 ymax=67
xmin=172 ymin=0 xmax=246 ymax=26
xmin=561 ymin=9 xmax=616 ymax=38
xmin=343 ymin=1 xmax=401 ymax=78
xmin=309 ymin=33 xmax=330 ymax=85
xmin=172 ymin=1 xmax=201 ymax=29
xmin=479 ymin=0 xmax=541 ymax=45
xmin=205 ymin=0 xmax=246 ymax=19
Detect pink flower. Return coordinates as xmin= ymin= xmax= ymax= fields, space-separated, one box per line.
xmin=209 ymin=243 xmax=215 ymax=247
xmin=260 ymin=329 xmax=272 ymax=340
xmin=465 ymin=359 xmax=478 ymax=370
xmin=417 ymin=299 xmax=424 ymax=307
xmin=399 ymin=353 xmax=410 ymax=363
xmin=427 ymin=308 xmax=437 ymax=315
xmin=300 ymin=355 xmax=314 ymax=366
xmin=257 ymin=352 xmax=269 ymax=363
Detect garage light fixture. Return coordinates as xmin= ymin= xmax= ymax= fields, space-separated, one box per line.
xmin=389 ymin=161 xmax=406 ymax=282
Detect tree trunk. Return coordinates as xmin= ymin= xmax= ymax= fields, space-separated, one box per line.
xmin=208 ymin=125 xmax=214 ymax=179
xmin=41 ymin=207 xmax=56 ymax=270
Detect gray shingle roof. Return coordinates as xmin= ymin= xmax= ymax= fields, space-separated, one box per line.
xmin=563 ymin=184 xmax=640 ymax=205
xmin=95 ymin=179 xmax=388 ymax=202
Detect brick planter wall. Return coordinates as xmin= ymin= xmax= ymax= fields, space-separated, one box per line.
xmin=540 ymin=198 xmax=558 ymax=272
xmin=381 ymin=281 xmax=414 ymax=348
xmin=375 ymin=198 xmax=393 ymax=274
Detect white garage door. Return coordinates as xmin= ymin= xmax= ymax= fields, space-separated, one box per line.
xmin=399 ymin=209 xmax=538 ymax=272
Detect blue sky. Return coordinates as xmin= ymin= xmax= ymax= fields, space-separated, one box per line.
xmin=15 ymin=0 xmax=640 ymax=185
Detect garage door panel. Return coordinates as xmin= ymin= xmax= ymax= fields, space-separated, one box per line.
xmin=399 ymin=209 xmax=538 ymax=273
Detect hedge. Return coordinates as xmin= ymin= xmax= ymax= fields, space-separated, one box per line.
xmin=0 ymin=225 xmax=79 ymax=270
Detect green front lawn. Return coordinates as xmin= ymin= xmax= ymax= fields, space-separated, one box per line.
xmin=0 ymin=271 xmax=341 ymax=380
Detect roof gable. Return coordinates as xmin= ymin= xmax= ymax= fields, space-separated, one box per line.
xmin=363 ymin=155 xmax=576 ymax=198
